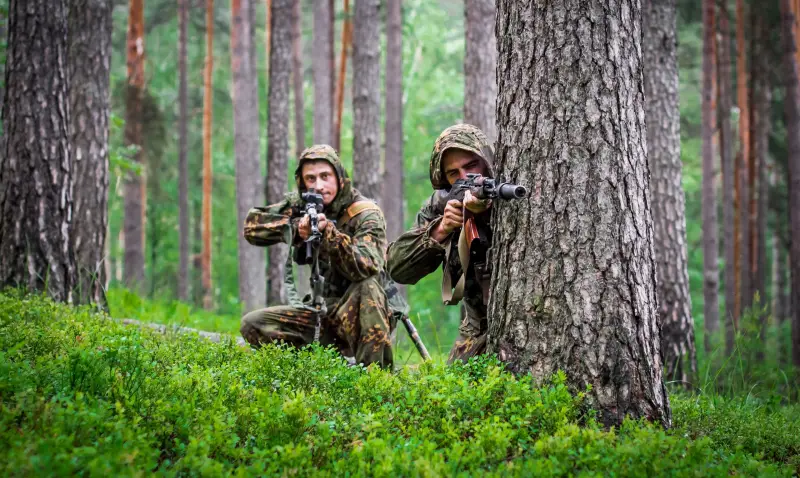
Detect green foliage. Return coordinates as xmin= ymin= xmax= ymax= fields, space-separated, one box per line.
xmin=1 ymin=292 xmax=797 ymax=476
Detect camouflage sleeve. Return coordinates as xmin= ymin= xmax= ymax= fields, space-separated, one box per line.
xmin=385 ymin=193 xmax=447 ymax=285
xmin=320 ymin=209 xmax=386 ymax=282
xmin=242 ymin=196 xmax=302 ymax=247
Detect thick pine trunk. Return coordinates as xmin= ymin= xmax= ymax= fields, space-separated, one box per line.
xmin=702 ymin=0 xmax=721 ymax=353
xmin=201 ymin=0 xmax=214 ymax=309
xmin=464 ymin=0 xmax=497 ymax=143
xmin=0 ymin=0 xmax=76 ymax=303
xmin=266 ymin=0 xmax=292 ymax=305
xmin=313 ymin=0 xmax=334 ymax=144
xmin=644 ymin=0 xmax=695 ymax=385
xmin=292 ymin=0 xmax=306 ymax=158
xmin=232 ymin=0 xmax=267 ymax=312
xmin=718 ymin=4 xmax=737 ymax=355
xmin=352 ymin=0 xmax=382 ymax=202
xmin=488 ymin=0 xmax=671 ymax=428
xmin=178 ymin=0 xmax=190 ymax=302
xmin=124 ymin=0 xmax=146 ymax=293
xmin=780 ymin=0 xmax=800 ymax=368
xmin=69 ymin=0 xmax=112 ymax=309
xmin=385 ymin=0 xmax=403 ymax=243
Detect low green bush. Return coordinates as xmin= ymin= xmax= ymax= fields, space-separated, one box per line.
xmin=0 ymin=291 xmax=796 ymax=476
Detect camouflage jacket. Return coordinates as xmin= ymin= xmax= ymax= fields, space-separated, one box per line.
xmin=386 ymin=124 xmax=495 ymax=321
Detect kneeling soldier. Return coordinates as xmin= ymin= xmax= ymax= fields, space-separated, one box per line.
xmin=240 ymin=145 xmax=397 ymax=368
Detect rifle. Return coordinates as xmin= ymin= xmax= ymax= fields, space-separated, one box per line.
xmin=300 ymin=189 xmax=327 ymax=342
xmin=441 ymin=174 xmax=527 ymax=305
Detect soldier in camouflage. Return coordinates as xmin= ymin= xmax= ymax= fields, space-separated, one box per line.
xmin=386 ymin=124 xmax=495 ymax=364
xmin=240 ymin=145 xmax=400 ymax=369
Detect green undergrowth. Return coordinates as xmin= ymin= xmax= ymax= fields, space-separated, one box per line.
xmin=1 ymin=291 xmax=798 ymax=476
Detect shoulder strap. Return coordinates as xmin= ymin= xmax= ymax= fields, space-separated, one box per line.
xmin=338 ymin=201 xmax=382 ymax=225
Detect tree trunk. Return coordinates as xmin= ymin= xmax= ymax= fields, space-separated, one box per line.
xmin=644 ymin=0 xmax=695 ymax=385
xmin=718 ymin=3 xmax=737 ymax=355
xmin=334 ymin=0 xmax=352 ymax=152
xmin=464 ymin=0 xmax=497 ymax=143
xmin=702 ymin=0 xmax=721 ymax=354
xmin=352 ymin=0 xmax=382 ymax=202
xmin=266 ymin=0 xmax=292 ymax=305
xmin=780 ymin=0 xmax=800 ymax=368
xmin=0 ymin=0 xmax=76 ymax=303
xmin=124 ymin=0 xmax=146 ymax=293
xmin=292 ymin=0 xmax=306 ymax=158
xmin=201 ymin=0 xmax=214 ymax=309
xmin=385 ymin=0 xmax=403 ymax=243
xmin=488 ymin=0 xmax=671 ymax=428
xmin=68 ymin=0 xmax=112 ymax=309
xmin=231 ymin=0 xmax=267 ymax=312
xmin=178 ymin=0 xmax=190 ymax=302
xmin=313 ymin=0 xmax=334 ymax=144
xmin=736 ymin=0 xmax=752 ymax=315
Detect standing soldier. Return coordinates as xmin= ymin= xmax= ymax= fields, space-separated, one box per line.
xmin=387 ymin=124 xmax=496 ymax=363
xmin=240 ymin=145 xmax=401 ymax=369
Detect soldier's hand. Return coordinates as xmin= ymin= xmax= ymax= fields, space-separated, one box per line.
xmin=298 ymin=214 xmax=329 ymax=241
xmin=432 ymin=199 xmax=464 ymax=242
xmin=463 ymin=190 xmax=492 ymax=214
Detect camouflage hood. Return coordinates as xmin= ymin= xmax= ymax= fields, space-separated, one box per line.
xmin=429 ymin=124 xmax=495 ymax=190
xmin=294 ymin=144 xmax=359 ymax=219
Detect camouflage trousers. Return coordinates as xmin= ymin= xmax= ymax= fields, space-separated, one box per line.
xmin=240 ymin=276 xmax=395 ymax=368
xmin=447 ymin=300 xmax=487 ymax=364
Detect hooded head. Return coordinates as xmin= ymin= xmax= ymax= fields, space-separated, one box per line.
xmin=429 ymin=124 xmax=495 ymax=190
xmin=294 ymin=144 xmax=356 ymax=217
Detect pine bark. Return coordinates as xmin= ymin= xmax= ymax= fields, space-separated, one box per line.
xmin=736 ymin=0 xmax=752 ymax=314
xmin=313 ymin=0 xmax=334 ymax=144
xmin=352 ymin=0 xmax=382 ymax=202
xmin=266 ymin=0 xmax=292 ymax=305
xmin=644 ymin=0 xmax=695 ymax=385
xmin=751 ymin=13 xmax=769 ymax=308
xmin=718 ymin=3 xmax=737 ymax=355
xmin=69 ymin=0 xmax=112 ymax=308
xmin=780 ymin=0 xmax=800 ymax=368
xmin=178 ymin=0 xmax=190 ymax=302
xmin=124 ymin=0 xmax=146 ymax=292
xmin=202 ymin=0 xmax=214 ymax=309
xmin=702 ymin=0 xmax=721 ymax=353
xmin=0 ymin=0 xmax=76 ymax=303
xmin=232 ymin=0 xmax=267 ymax=312
xmin=464 ymin=0 xmax=497 ymax=143
xmin=385 ymin=0 xmax=404 ymax=243
xmin=488 ymin=0 xmax=671 ymax=428
xmin=334 ymin=0 xmax=351 ymax=152
xmin=292 ymin=0 xmax=306 ymax=158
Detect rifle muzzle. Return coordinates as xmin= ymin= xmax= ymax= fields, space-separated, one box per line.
xmin=497 ymin=183 xmax=527 ymax=200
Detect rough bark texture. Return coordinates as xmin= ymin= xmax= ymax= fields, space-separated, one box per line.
xmin=385 ymin=0 xmax=404 ymax=243
xmin=266 ymin=0 xmax=292 ymax=305
xmin=718 ymin=3 xmax=737 ymax=355
xmin=124 ymin=0 xmax=146 ymax=292
xmin=644 ymin=0 xmax=695 ymax=385
xmin=69 ymin=0 xmax=112 ymax=308
xmin=313 ymin=0 xmax=334 ymax=144
xmin=736 ymin=0 xmax=752 ymax=315
xmin=0 ymin=0 xmax=76 ymax=303
xmin=464 ymin=0 xmax=497 ymax=143
xmin=178 ymin=0 xmax=190 ymax=302
xmin=232 ymin=0 xmax=267 ymax=312
xmin=702 ymin=0 xmax=720 ymax=352
xmin=488 ymin=0 xmax=671 ymax=428
xmin=292 ymin=0 xmax=306 ymax=159
xmin=352 ymin=0 xmax=382 ymax=202
xmin=202 ymin=0 xmax=214 ymax=309
xmin=780 ymin=0 xmax=800 ymax=368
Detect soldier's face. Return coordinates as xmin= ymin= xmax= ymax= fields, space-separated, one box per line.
xmin=442 ymin=149 xmax=488 ymax=186
xmin=301 ymin=160 xmax=339 ymax=206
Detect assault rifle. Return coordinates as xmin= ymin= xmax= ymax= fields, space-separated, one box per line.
xmin=440 ymin=174 xmax=527 ymax=305
xmin=300 ymin=189 xmax=327 ymax=342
